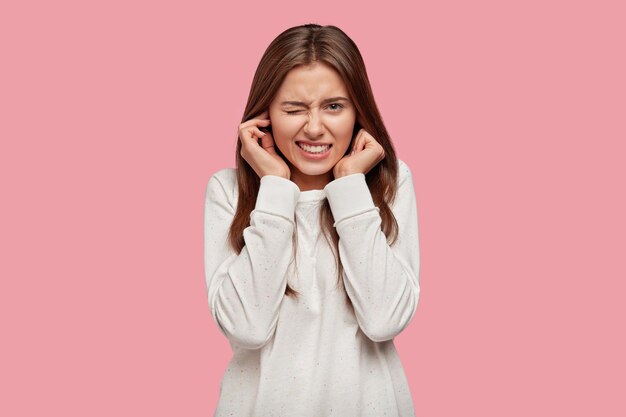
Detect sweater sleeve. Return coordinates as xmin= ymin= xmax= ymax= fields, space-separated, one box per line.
xmin=323 ymin=160 xmax=421 ymax=342
xmin=204 ymin=171 xmax=300 ymax=349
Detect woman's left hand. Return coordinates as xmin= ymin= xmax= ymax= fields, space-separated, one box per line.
xmin=333 ymin=129 xmax=385 ymax=178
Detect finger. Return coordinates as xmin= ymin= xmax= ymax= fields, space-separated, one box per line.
xmin=253 ymin=118 xmax=272 ymax=128
xmin=252 ymin=111 xmax=271 ymax=125
xmin=354 ymin=131 xmax=367 ymax=154
xmin=241 ymin=126 xmax=267 ymax=144
xmin=259 ymin=132 xmax=278 ymax=154
xmin=251 ymin=126 xmax=267 ymax=139
xmin=357 ymin=134 xmax=369 ymax=152
xmin=241 ymin=118 xmax=271 ymax=132
xmin=362 ymin=133 xmax=377 ymax=151
xmin=362 ymin=133 xmax=384 ymax=160
xmin=352 ymin=130 xmax=364 ymax=155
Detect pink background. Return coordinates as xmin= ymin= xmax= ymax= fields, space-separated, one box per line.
xmin=2 ymin=1 xmax=625 ymax=416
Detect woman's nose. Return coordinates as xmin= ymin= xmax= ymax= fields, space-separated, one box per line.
xmin=303 ymin=110 xmax=324 ymax=137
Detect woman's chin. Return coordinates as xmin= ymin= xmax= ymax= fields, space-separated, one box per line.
xmin=294 ymin=165 xmax=333 ymax=176
xmin=290 ymin=156 xmax=336 ymax=173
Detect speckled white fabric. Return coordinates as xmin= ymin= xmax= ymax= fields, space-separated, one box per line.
xmin=204 ymin=159 xmax=421 ymax=417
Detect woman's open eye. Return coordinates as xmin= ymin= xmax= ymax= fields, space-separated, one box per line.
xmin=327 ymin=103 xmax=344 ymax=112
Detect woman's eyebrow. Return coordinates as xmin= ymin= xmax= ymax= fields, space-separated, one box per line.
xmin=280 ymin=96 xmax=350 ymax=106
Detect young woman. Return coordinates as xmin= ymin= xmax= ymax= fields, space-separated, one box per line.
xmin=204 ymin=23 xmax=421 ymax=417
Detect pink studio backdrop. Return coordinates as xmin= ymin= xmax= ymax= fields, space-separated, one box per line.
xmin=1 ymin=1 xmax=624 ymax=416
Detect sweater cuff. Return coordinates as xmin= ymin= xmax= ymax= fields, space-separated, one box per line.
xmin=254 ymin=175 xmax=300 ymax=221
xmin=324 ymin=173 xmax=377 ymax=225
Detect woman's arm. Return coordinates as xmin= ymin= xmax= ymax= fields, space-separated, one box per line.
xmin=204 ymin=170 xmax=299 ymax=349
xmin=324 ymin=160 xmax=421 ymax=342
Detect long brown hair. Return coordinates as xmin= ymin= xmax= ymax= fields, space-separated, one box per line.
xmin=229 ymin=24 xmax=400 ymax=308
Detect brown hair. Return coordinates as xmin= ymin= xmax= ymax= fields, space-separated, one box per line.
xmin=229 ymin=23 xmax=400 ymax=307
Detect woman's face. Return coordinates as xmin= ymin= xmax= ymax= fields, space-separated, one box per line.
xmin=268 ymin=62 xmax=358 ymax=191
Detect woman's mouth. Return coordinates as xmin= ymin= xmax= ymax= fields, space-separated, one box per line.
xmin=296 ymin=142 xmax=332 ymax=159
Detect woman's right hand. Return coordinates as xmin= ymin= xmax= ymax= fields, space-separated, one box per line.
xmin=239 ymin=110 xmax=291 ymax=180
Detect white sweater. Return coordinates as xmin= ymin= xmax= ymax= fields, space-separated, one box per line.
xmin=204 ymin=158 xmax=421 ymax=417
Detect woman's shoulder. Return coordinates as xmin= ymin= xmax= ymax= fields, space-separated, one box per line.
xmin=206 ymin=167 xmax=238 ymax=203
xmin=209 ymin=166 xmax=237 ymax=183
xmin=396 ymin=158 xmax=414 ymax=184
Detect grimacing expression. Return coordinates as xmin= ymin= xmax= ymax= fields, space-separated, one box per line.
xmin=268 ymin=62 xmax=358 ymax=190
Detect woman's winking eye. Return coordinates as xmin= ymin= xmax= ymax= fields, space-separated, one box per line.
xmin=285 ymin=103 xmax=345 ymax=115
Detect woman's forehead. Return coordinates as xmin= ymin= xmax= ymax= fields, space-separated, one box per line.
xmin=276 ymin=73 xmax=348 ymax=104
